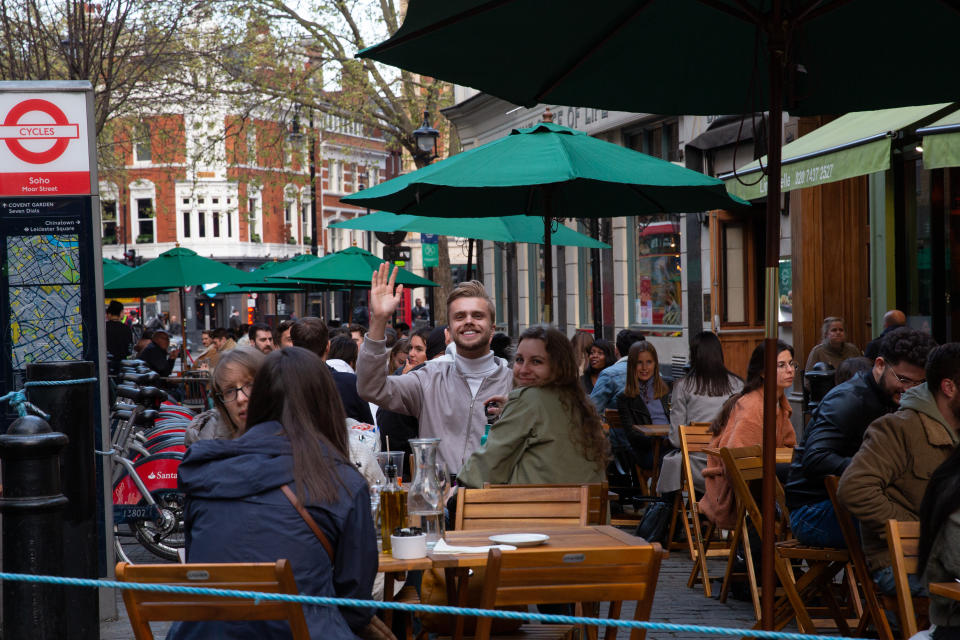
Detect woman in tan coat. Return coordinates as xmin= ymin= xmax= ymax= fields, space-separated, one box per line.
xmin=699 ymin=341 xmax=797 ymax=530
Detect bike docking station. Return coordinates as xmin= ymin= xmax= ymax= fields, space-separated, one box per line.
xmin=0 ymin=81 xmax=111 ymax=638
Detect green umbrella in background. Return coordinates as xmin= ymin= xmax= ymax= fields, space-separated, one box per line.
xmin=102 ymin=258 xmax=133 ymax=282
xmin=330 ymin=211 xmax=609 ymax=279
xmin=104 ymin=247 xmax=252 ymax=370
xmin=269 ymin=246 xmax=438 ymax=288
xmin=343 ymin=120 xmax=744 ymax=321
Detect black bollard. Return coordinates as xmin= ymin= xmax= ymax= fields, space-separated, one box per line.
xmin=0 ymin=414 xmax=69 ymax=640
xmin=26 ymin=361 xmax=99 ymax=640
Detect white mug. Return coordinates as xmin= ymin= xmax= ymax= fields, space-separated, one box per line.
xmin=390 ymin=533 xmax=427 ymax=559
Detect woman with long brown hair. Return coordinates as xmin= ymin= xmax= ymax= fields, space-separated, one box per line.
xmin=458 ymin=325 xmax=608 ymax=487
xmin=616 ymin=340 xmax=672 ymax=470
xmin=172 ymin=347 xmax=379 ymax=639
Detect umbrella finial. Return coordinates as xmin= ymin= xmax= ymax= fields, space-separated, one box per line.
xmin=542 ymin=108 xmax=554 ymax=123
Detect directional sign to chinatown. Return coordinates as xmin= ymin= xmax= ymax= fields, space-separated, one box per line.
xmin=0 ymin=93 xmax=91 ymax=196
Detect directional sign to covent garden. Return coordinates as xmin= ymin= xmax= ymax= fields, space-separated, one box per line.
xmin=0 ymin=81 xmax=106 ymax=428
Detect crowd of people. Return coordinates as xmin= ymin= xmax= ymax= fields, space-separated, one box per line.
xmin=105 ymin=272 xmax=960 ymax=639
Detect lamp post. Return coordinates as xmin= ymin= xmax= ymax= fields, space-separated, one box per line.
xmin=412 ymin=112 xmax=440 ymax=322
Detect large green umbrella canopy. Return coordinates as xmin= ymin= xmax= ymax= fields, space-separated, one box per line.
xmin=343 ymin=122 xmax=743 ymax=217
xmin=343 ymin=121 xmax=743 ymax=320
xmin=353 ymin=0 xmax=960 ymax=626
xmin=359 ymin=1 xmax=958 ymax=117
xmin=268 ymin=246 xmax=438 ymax=288
xmin=330 ymin=212 xmax=610 ymax=248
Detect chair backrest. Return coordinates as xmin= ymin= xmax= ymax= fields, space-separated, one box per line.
xmin=476 ymin=544 xmax=665 ymax=640
xmin=115 ymin=560 xmax=309 ymax=639
xmin=886 ymin=519 xmax=923 ymax=640
xmin=718 ymin=446 xmax=791 ymax=538
xmin=455 ymin=485 xmax=591 ymax=530
xmin=679 ymin=423 xmax=713 ymax=493
xmin=482 ymin=482 xmax=609 ymax=525
xmin=604 ymin=408 xmax=622 ymax=430
xmin=824 ymin=475 xmax=894 ymax=640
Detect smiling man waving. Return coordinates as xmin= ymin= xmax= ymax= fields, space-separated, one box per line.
xmin=356 ymin=263 xmax=513 ymax=475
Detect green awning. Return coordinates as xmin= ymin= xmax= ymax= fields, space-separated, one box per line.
xmin=919 ymin=109 xmax=960 ymax=170
xmin=722 ymin=104 xmax=951 ymax=201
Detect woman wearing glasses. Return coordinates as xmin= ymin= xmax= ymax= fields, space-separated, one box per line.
xmin=185 ymin=346 xmax=264 ymax=446
xmin=699 ymin=341 xmax=798 ymax=532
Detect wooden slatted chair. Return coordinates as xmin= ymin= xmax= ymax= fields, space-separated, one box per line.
xmin=454 ymin=486 xmax=590 ymax=531
xmin=719 ymin=446 xmax=852 ymax=634
xmin=676 ymin=423 xmax=735 ymax=597
xmin=115 ymin=560 xmax=309 ymax=639
xmin=483 ymin=483 xmax=610 ymax=525
xmin=885 ymin=519 xmax=930 ymax=640
xmin=824 ymin=475 xmax=895 ymax=640
xmin=472 ymin=544 xmax=665 ymax=640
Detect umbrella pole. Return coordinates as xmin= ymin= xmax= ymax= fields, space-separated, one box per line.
xmin=179 ymin=287 xmax=188 ymax=374
xmin=760 ymin=6 xmax=786 ymax=630
xmin=466 ymin=239 xmax=474 ymax=281
xmin=542 ymin=190 xmax=553 ymax=324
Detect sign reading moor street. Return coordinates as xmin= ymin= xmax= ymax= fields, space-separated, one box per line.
xmin=0 ymin=92 xmax=91 ymax=196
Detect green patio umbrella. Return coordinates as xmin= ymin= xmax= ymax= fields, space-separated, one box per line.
xmin=102 ymin=258 xmax=133 ymax=282
xmin=330 ymin=211 xmax=609 ymax=279
xmin=104 ymin=247 xmax=252 ymax=370
xmin=343 ymin=120 xmax=744 ymax=321
xmin=354 ymin=0 xmax=960 ymax=626
xmin=269 ymin=246 xmax=438 ymax=288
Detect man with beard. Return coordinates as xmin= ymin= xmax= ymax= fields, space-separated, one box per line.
xmin=357 ymin=264 xmax=513 ymax=475
xmin=786 ymin=327 xmax=936 ymax=548
xmin=839 ymin=342 xmax=960 ymax=596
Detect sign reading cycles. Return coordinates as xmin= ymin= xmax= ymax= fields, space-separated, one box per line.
xmin=0 ymin=91 xmax=91 ymax=196
xmin=0 ymin=99 xmax=80 ymax=164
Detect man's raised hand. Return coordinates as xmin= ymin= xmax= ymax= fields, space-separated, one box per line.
xmin=369 ymin=262 xmax=404 ymax=321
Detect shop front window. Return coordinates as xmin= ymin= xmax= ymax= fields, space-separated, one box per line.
xmin=634 ymin=216 xmax=682 ymax=328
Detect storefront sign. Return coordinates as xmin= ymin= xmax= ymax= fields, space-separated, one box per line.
xmin=422 ymin=241 xmax=439 ymax=267
xmin=0 ymin=92 xmax=91 ymax=196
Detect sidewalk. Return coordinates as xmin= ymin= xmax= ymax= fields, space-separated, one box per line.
xmin=99 ymin=553 xmax=762 ymax=640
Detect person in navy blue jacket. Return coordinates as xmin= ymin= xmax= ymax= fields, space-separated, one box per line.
xmin=169 ymin=346 xmax=378 ymax=639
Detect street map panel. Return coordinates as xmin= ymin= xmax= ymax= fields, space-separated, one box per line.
xmin=7 ymin=234 xmax=83 ymax=369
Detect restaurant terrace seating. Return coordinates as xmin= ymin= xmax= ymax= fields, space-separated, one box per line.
xmin=885 ymin=519 xmax=930 ymax=640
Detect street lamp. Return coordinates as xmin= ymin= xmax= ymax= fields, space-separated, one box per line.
xmin=412 ymin=111 xmax=439 ymax=163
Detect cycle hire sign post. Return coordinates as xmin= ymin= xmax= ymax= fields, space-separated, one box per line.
xmin=0 ymin=81 xmax=112 ymax=626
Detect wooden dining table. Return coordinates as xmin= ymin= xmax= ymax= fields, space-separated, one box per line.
xmin=376 ymin=525 xmax=650 ymax=640
xmin=930 ymin=581 xmax=960 ymax=601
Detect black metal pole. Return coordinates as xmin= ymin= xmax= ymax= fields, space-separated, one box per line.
xmin=466 ymin=238 xmax=474 ymax=281
xmin=426 ymin=266 xmax=435 ymax=326
xmin=310 ymin=110 xmax=319 ymax=257
xmin=0 ymin=414 xmax=69 ymax=640
xmin=26 ymin=361 xmax=99 ymax=639
xmin=590 ymin=219 xmax=603 ymax=340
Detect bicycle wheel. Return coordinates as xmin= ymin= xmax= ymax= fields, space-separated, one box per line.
xmin=129 ymin=489 xmax=185 ymax=562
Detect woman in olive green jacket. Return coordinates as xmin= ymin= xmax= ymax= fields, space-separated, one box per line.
xmin=458 ymin=326 xmax=608 ymax=487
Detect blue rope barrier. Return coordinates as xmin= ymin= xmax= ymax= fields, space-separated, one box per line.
xmin=0 ymin=377 xmax=98 ymax=419
xmin=0 ymin=571 xmax=858 ymax=640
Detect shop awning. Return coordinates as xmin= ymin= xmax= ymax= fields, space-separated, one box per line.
xmin=721 ymin=104 xmax=951 ymax=201
xmin=919 ymin=109 xmax=960 ymax=170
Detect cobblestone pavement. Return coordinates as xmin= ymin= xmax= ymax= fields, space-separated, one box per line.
xmin=99 ymin=547 xmax=769 ymax=640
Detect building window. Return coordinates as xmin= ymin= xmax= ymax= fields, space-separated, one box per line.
xmin=329 ymin=161 xmax=343 ymax=193
xmin=713 ymin=210 xmax=765 ymax=326
xmin=134 ymin=122 xmax=151 ymax=163
xmin=248 ymin=196 xmax=261 ymax=242
xmin=301 ymin=202 xmax=310 ymax=240
xmin=213 ymin=212 xmax=221 ymax=237
xmin=634 ymin=217 xmax=682 ymax=327
xmin=182 ymin=211 xmax=191 ymax=238
xmin=135 ymin=197 xmax=154 ymax=243
xmin=227 ymin=211 xmax=232 ymax=238
xmin=198 ymin=211 xmax=206 ymax=238
xmin=102 ymin=200 xmax=117 ymax=244
xmin=370 ymin=166 xmax=379 ymax=185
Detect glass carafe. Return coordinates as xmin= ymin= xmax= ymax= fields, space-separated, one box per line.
xmin=407 ymin=438 xmax=444 ymax=549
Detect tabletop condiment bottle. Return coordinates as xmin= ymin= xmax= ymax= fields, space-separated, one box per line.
xmin=379 ymin=459 xmax=407 ymax=553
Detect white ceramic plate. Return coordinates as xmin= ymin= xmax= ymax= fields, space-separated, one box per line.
xmin=488 ymin=533 xmax=550 ymax=547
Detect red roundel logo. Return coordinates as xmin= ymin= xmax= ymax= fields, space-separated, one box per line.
xmin=2 ymin=99 xmax=76 ymax=164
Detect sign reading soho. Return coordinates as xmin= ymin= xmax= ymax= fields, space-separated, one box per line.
xmin=0 ymin=92 xmax=91 ymax=196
